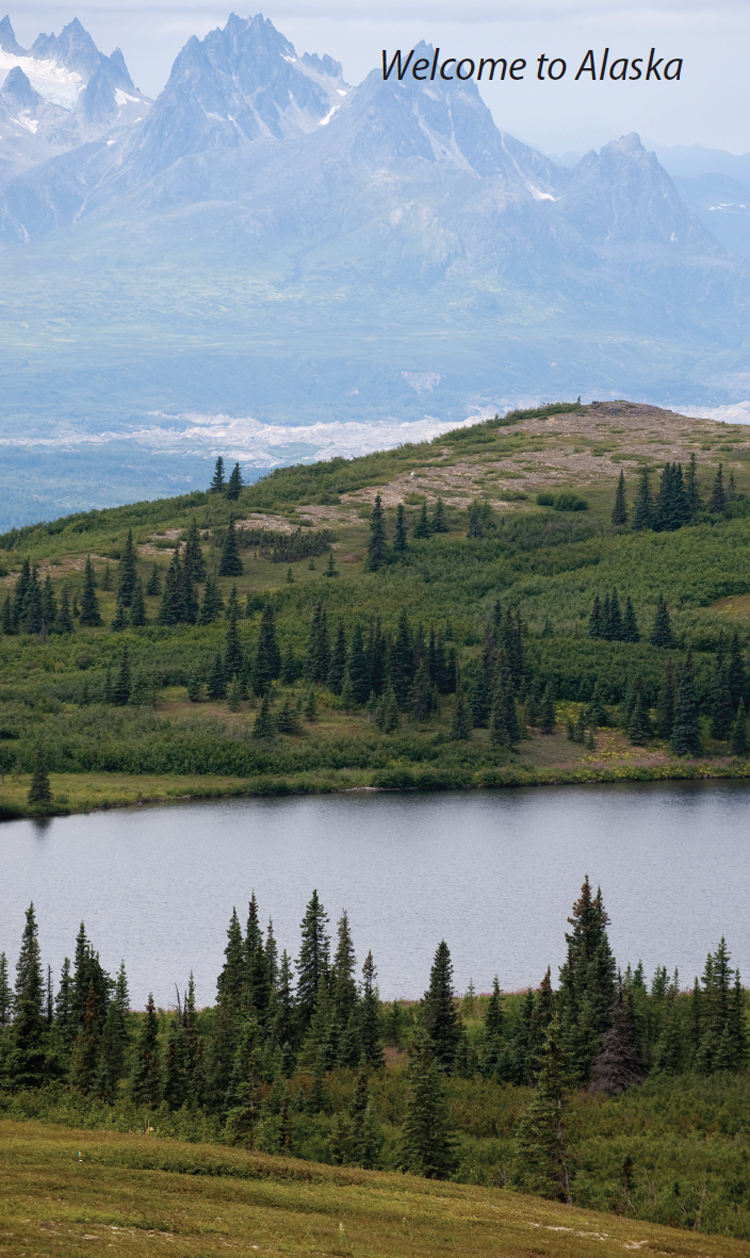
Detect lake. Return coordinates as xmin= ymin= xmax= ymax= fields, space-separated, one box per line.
xmin=1 ymin=781 xmax=749 ymax=1008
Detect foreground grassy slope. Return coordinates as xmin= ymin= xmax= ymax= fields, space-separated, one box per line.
xmin=3 ymin=1119 xmax=750 ymax=1258
xmin=2 ymin=399 xmax=750 ymax=815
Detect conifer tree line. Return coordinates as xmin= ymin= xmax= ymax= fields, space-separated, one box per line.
xmin=208 ymin=457 xmax=244 ymax=501
xmin=0 ymin=881 xmax=746 ymax=1190
xmin=611 ymin=456 xmax=736 ymax=532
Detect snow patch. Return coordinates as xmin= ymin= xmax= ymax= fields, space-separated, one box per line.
xmin=0 ymin=50 xmax=83 ymax=110
xmin=403 ymin=371 xmax=441 ymax=394
xmin=14 ymin=113 xmax=38 ymax=134
xmin=114 ymin=88 xmax=140 ymax=107
xmin=318 ymin=104 xmax=338 ymax=126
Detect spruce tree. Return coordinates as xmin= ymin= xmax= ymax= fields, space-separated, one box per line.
xmin=711 ymin=661 xmax=733 ymax=740
xmin=399 ymin=1037 xmax=458 ymax=1179
xmin=482 ymin=978 xmax=505 ymax=1079
xmin=412 ymin=501 xmax=432 ymax=541
xmin=129 ymin=579 xmax=146 ymax=628
xmin=606 ymin=587 xmax=623 ymax=641
xmin=71 ymin=982 xmax=101 ymax=1094
xmin=250 ymin=604 xmax=280 ymax=694
xmin=727 ymin=631 xmax=748 ymax=710
xmin=112 ymin=646 xmax=131 ymax=706
xmin=330 ymin=911 xmax=358 ymax=1035
xmin=513 ymin=1014 xmax=572 ymax=1203
xmin=217 ymin=908 xmax=247 ymax=1013
xmin=557 ymin=877 xmax=616 ymax=1083
xmin=79 ymin=557 xmax=102 ymax=626
xmin=366 ymin=494 xmax=387 ymax=571
xmin=590 ymin=975 xmax=644 ymax=1095
xmin=24 ymin=570 xmax=44 ymax=635
xmin=207 ymin=651 xmax=226 ymax=700
xmin=304 ymin=687 xmax=318 ymax=722
xmin=611 ymin=471 xmax=628 ymax=525
xmin=390 ymin=609 xmax=415 ymax=707
xmin=197 ymin=573 xmax=223 ymax=625
xmin=423 ymin=940 xmax=462 ymax=1072
xmin=685 ymin=452 xmax=702 ymax=516
xmin=325 ymin=550 xmax=337 ymax=578
xmin=296 ymin=891 xmax=330 ymax=1029
xmin=627 ymin=693 xmax=651 ymax=745
xmin=305 ymin=604 xmax=330 ymax=684
xmin=450 ymin=683 xmax=472 ymax=741
xmin=28 ymin=747 xmax=51 ymax=806
xmin=55 ymin=585 xmax=73 ymax=634
xmin=327 ymin=621 xmax=347 ymax=696
xmin=224 ymin=592 xmax=244 ymax=680
xmin=9 ymin=904 xmax=47 ymax=1090
xmin=347 ymin=623 xmax=370 ymax=705
xmin=41 ymin=576 xmax=57 ymax=629
xmin=671 ymin=651 xmax=701 ymax=756
xmin=409 ymin=659 xmax=433 ymax=722
xmin=540 ymin=685 xmax=556 ymax=735
xmin=252 ymin=694 xmax=275 ymax=739
xmin=225 ymin=462 xmax=243 ymax=501
xmin=183 ymin=517 xmax=207 ymax=584
xmin=394 ymin=503 xmax=408 ymax=552
xmin=110 ymin=591 xmax=128 ymax=632
xmin=709 ymin=463 xmax=727 ymax=514
xmin=145 ymin=562 xmax=161 ymax=596
xmin=376 ymin=683 xmax=399 ymax=733
xmin=588 ymin=596 xmax=603 ymax=639
xmin=431 ymin=497 xmax=449 ymax=533
xmin=219 ymin=517 xmax=243 ymax=577
xmin=162 ymin=1015 xmax=190 ymax=1111
xmin=730 ymin=698 xmax=749 ymax=755
xmin=0 ymin=953 xmax=12 ymax=1028
xmin=649 ymin=594 xmax=674 ymax=648
xmin=360 ymin=951 xmax=384 ymax=1070
xmin=158 ymin=549 xmax=184 ymax=625
xmin=622 ymin=596 xmax=640 ymax=643
xmin=632 ymin=466 xmax=655 ymax=531
xmin=1 ymin=592 xmax=13 ymax=635
xmin=656 ymin=658 xmax=676 ymax=739
xmin=12 ymin=557 xmax=31 ymax=629
xmin=209 ymin=456 xmax=225 ymax=494
xmin=118 ymin=529 xmax=138 ymax=607
xmin=129 ymin=993 xmax=162 ymax=1106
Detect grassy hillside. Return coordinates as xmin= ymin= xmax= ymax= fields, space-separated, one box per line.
xmin=2 ymin=399 xmax=750 ymax=816
xmin=3 ymin=1118 xmax=750 ymax=1258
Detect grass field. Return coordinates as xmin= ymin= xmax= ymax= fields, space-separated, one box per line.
xmin=3 ymin=1119 xmax=750 ymax=1258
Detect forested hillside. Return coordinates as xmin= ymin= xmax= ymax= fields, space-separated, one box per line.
xmin=2 ymin=400 xmax=750 ymax=815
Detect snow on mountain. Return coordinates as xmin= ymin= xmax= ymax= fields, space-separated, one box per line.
xmin=123 ymin=13 xmax=347 ymax=181
xmin=0 ymin=15 xmax=150 ymax=174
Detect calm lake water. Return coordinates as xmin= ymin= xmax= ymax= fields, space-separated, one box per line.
xmin=1 ymin=781 xmax=749 ymax=1008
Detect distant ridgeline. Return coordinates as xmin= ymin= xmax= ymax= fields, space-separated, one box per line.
xmin=0 ymin=420 xmax=749 ymax=803
xmin=1 ymin=878 xmax=748 ymax=1227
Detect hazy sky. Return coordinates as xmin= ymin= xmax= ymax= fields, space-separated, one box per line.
xmin=9 ymin=0 xmax=750 ymax=154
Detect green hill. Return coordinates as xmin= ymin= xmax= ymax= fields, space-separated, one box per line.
xmin=2 ymin=398 xmax=750 ymax=817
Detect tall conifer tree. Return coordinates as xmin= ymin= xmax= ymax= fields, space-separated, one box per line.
xmin=366 ymin=494 xmax=387 ymax=571
xmin=611 ymin=472 xmax=628 ymax=525
xmin=79 ymin=557 xmax=102 ymax=626
xmin=219 ymin=518 xmax=243 ymax=577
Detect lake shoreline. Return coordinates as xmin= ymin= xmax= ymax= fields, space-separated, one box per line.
xmin=3 ymin=755 xmax=750 ymax=820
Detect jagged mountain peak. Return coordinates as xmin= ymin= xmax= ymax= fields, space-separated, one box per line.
xmin=560 ymin=131 xmax=715 ymax=250
xmin=31 ymin=18 xmax=102 ymax=80
xmin=125 ymin=12 xmax=349 ymax=180
xmin=1 ymin=65 xmax=40 ymax=107
xmin=0 ymin=14 xmax=24 ymax=54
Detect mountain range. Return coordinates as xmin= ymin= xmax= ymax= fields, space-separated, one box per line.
xmin=0 ymin=12 xmax=748 ymax=527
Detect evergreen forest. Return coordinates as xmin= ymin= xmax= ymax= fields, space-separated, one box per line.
xmin=1 ymin=879 xmax=749 ymax=1240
